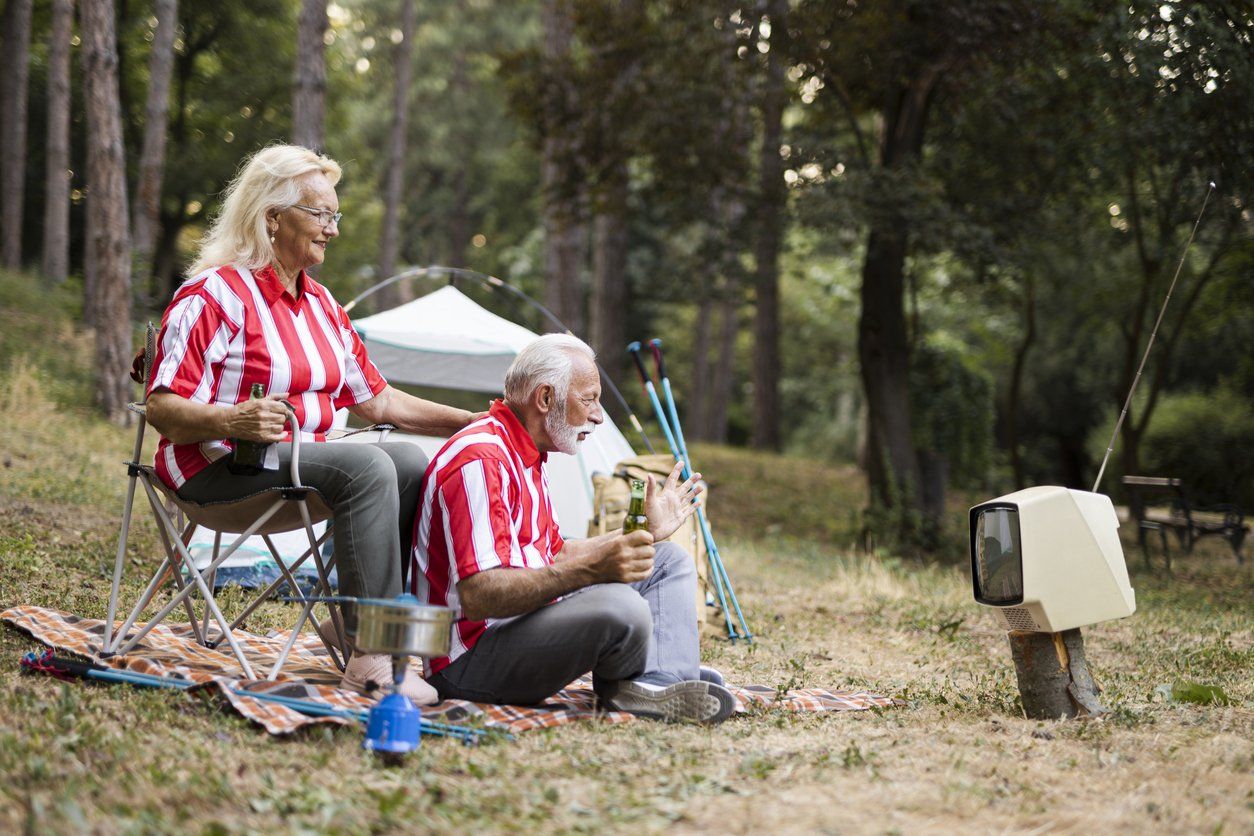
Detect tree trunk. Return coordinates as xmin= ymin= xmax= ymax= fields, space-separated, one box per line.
xmin=589 ymin=164 xmax=629 ymax=388
xmin=292 ymin=0 xmax=328 ymax=151
xmin=1117 ymin=422 xmax=1143 ymax=488
xmin=41 ymin=0 xmax=75 ymax=284
xmin=447 ymin=47 xmax=471 ymax=268
xmin=858 ymin=68 xmax=939 ymax=514
xmin=81 ymin=0 xmax=99 ymax=325
xmin=448 ymin=166 xmax=470 ymax=267
xmin=0 ymin=0 xmax=33 ymax=269
xmin=375 ymin=0 xmax=417 ymax=311
xmin=1007 ymin=274 xmax=1036 ymax=489
xmin=131 ymin=0 xmax=177 ymax=296
xmin=751 ymin=0 xmax=788 ymax=451
xmin=706 ymin=291 xmax=739 ymax=443
xmin=917 ymin=448 xmax=949 ymax=525
xmin=859 ymin=227 xmax=921 ymax=509
xmin=82 ymin=0 xmax=133 ymax=424
xmin=1007 ymin=629 xmax=1106 ymax=720
xmin=540 ymin=0 xmax=584 ymax=335
xmin=688 ymin=294 xmax=713 ymax=441
xmin=152 ymin=212 xmax=183 ymax=302
xmin=542 ymin=164 xmax=585 ymax=334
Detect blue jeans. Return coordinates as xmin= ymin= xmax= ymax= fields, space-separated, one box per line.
xmin=427 ymin=542 xmax=700 ymax=705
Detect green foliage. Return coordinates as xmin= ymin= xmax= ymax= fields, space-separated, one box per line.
xmin=0 ymin=270 xmax=94 ymax=410
xmin=6 ymin=0 xmax=1253 ymax=548
xmin=690 ymin=442 xmax=865 ymax=547
xmin=909 ymin=338 xmax=995 ymax=489
xmin=334 ymin=0 xmax=542 ymax=295
xmin=1140 ymin=387 xmax=1254 ymax=508
xmin=777 ymin=229 xmax=862 ymax=463
xmin=1155 ymin=682 xmax=1233 ymax=707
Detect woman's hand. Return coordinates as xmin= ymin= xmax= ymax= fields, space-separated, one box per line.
xmin=225 ymin=394 xmax=290 ymax=442
xmin=644 ymin=460 xmax=705 ymax=542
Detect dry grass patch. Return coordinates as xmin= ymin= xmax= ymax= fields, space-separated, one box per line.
xmin=0 ymin=272 xmax=1250 ymax=834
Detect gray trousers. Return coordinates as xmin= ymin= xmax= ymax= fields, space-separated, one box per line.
xmin=178 ymin=441 xmax=428 ymax=635
xmin=428 ymin=541 xmax=700 ymax=705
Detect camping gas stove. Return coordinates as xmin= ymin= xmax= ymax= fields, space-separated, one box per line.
xmin=353 ymin=595 xmax=454 ymax=760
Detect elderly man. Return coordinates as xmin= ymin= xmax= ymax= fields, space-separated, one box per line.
xmin=409 ymin=334 xmax=735 ymax=723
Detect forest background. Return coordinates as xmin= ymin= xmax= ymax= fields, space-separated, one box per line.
xmin=1 ymin=0 xmax=1251 ymax=555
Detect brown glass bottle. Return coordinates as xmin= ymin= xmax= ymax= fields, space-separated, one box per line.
xmin=228 ymin=383 xmax=268 ymax=474
xmin=622 ymin=479 xmax=648 ymax=533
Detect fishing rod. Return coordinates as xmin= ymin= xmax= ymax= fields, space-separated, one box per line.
xmin=1092 ymin=181 xmax=1216 ymax=493
xmin=343 ymin=265 xmax=655 ymax=455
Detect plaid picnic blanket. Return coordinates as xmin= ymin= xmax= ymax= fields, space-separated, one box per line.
xmin=3 ymin=606 xmax=899 ymax=736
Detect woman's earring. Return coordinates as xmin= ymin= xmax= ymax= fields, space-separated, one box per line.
xmin=269 ymin=232 xmax=276 ymax=243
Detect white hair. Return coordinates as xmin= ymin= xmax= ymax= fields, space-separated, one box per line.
xmin=504 ymin=334 xmax=597 ymax=407
xmin=188 ymin=144 xmax=342 ymax=277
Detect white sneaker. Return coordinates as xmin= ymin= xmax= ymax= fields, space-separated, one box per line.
xmin=699 ymin=666 xmax=726 ymax=687
xmin=340 ymin=652 xmax=439 ymax=706
xmin=602 ymin=679 xmax=736 ymax=724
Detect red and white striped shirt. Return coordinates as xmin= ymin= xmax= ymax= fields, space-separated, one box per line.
xmin=410 ymin=399 xmax=565 ymax=674
xmin=147 ymin=264 xmax=386 ymax=490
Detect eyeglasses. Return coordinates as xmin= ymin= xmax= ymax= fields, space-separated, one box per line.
xmin=291 ymin=204 xmax=342 ymax=228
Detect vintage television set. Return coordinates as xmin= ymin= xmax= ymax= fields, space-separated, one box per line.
xmin=969 ymin=486 xmax=1136 ymax=633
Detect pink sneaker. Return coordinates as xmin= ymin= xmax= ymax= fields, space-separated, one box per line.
xmin=340 ymin=652 xmax=439 ymax=706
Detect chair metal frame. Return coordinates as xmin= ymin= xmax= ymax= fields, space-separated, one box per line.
xmin=100 ymin=324 xmax=386 ymax=680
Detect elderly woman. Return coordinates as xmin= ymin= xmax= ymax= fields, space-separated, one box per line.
xmin=146 ymin=144 xmax=470 ymax=702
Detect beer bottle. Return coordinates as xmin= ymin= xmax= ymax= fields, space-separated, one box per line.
xmin=228 ymin=382 xmax=268 ymax=475
xmin=622 ymin=479 xmax=649 ymax=534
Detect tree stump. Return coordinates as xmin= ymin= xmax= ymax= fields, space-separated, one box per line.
xmin=1008 ymin=628 xmax=1107 ymax=719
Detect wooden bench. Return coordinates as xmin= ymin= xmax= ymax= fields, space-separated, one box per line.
xmin=1122 ymin=476 xmax=1247 ymax=570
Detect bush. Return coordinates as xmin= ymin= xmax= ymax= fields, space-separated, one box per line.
xmin=1141 ymin=387 xmax=1254 ymax=509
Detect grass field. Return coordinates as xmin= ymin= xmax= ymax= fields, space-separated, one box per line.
xmin=1 ymin=271 xmax=1251 ymax=834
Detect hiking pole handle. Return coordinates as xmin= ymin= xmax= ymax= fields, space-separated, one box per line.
xmin=626 ymin=341 xmax=651 ymax=385
xmin=44 ymin=654 xmax=103 ymax=679
xmin=647 ymin=338 xmax=667 ymax=380
xmin=648 ymin=338 xmax=693 ymax=472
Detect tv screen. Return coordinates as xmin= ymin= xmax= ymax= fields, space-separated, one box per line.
xmin=972 ymin=505 xmax=1024 ymax=606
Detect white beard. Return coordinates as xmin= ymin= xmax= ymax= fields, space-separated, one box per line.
xmin=546 ymin=401 xmax=596 ymax=455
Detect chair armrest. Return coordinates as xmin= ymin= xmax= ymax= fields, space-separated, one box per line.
xmin=288 ymin=417 xmax=400 ymax=487
xmin=283 ymin=404 xmax=306 ymax=489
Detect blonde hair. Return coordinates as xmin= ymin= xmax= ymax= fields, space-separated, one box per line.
xmin=188 ymin=144 xmax=342 ymax=277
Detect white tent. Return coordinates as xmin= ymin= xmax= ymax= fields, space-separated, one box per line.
xmin=191 ymin=286 xmax=634 ymax=576
xmin=353 ymin=285 xmax=635 ymax=537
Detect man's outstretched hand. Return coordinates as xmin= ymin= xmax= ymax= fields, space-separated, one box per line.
xmin=645 ymin=460 xmax=704 ymax=542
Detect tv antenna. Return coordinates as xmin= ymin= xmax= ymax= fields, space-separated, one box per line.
xmin=1091 ymin=181 xmax=1217 ymax=493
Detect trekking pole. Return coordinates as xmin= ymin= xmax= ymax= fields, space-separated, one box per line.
xmin=645 ymin=339 xmax=745 ymax=636
xmin=647 ymin=339 xmax=753 ymax=642
xmin=19 ymin=651 xmax=493 ymax=743
xmin=627 ymin=342 xmax=741 ymax=641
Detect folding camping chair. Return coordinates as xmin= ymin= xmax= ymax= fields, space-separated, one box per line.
xmin=101 ymin=324 xmax=391 ymax=680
